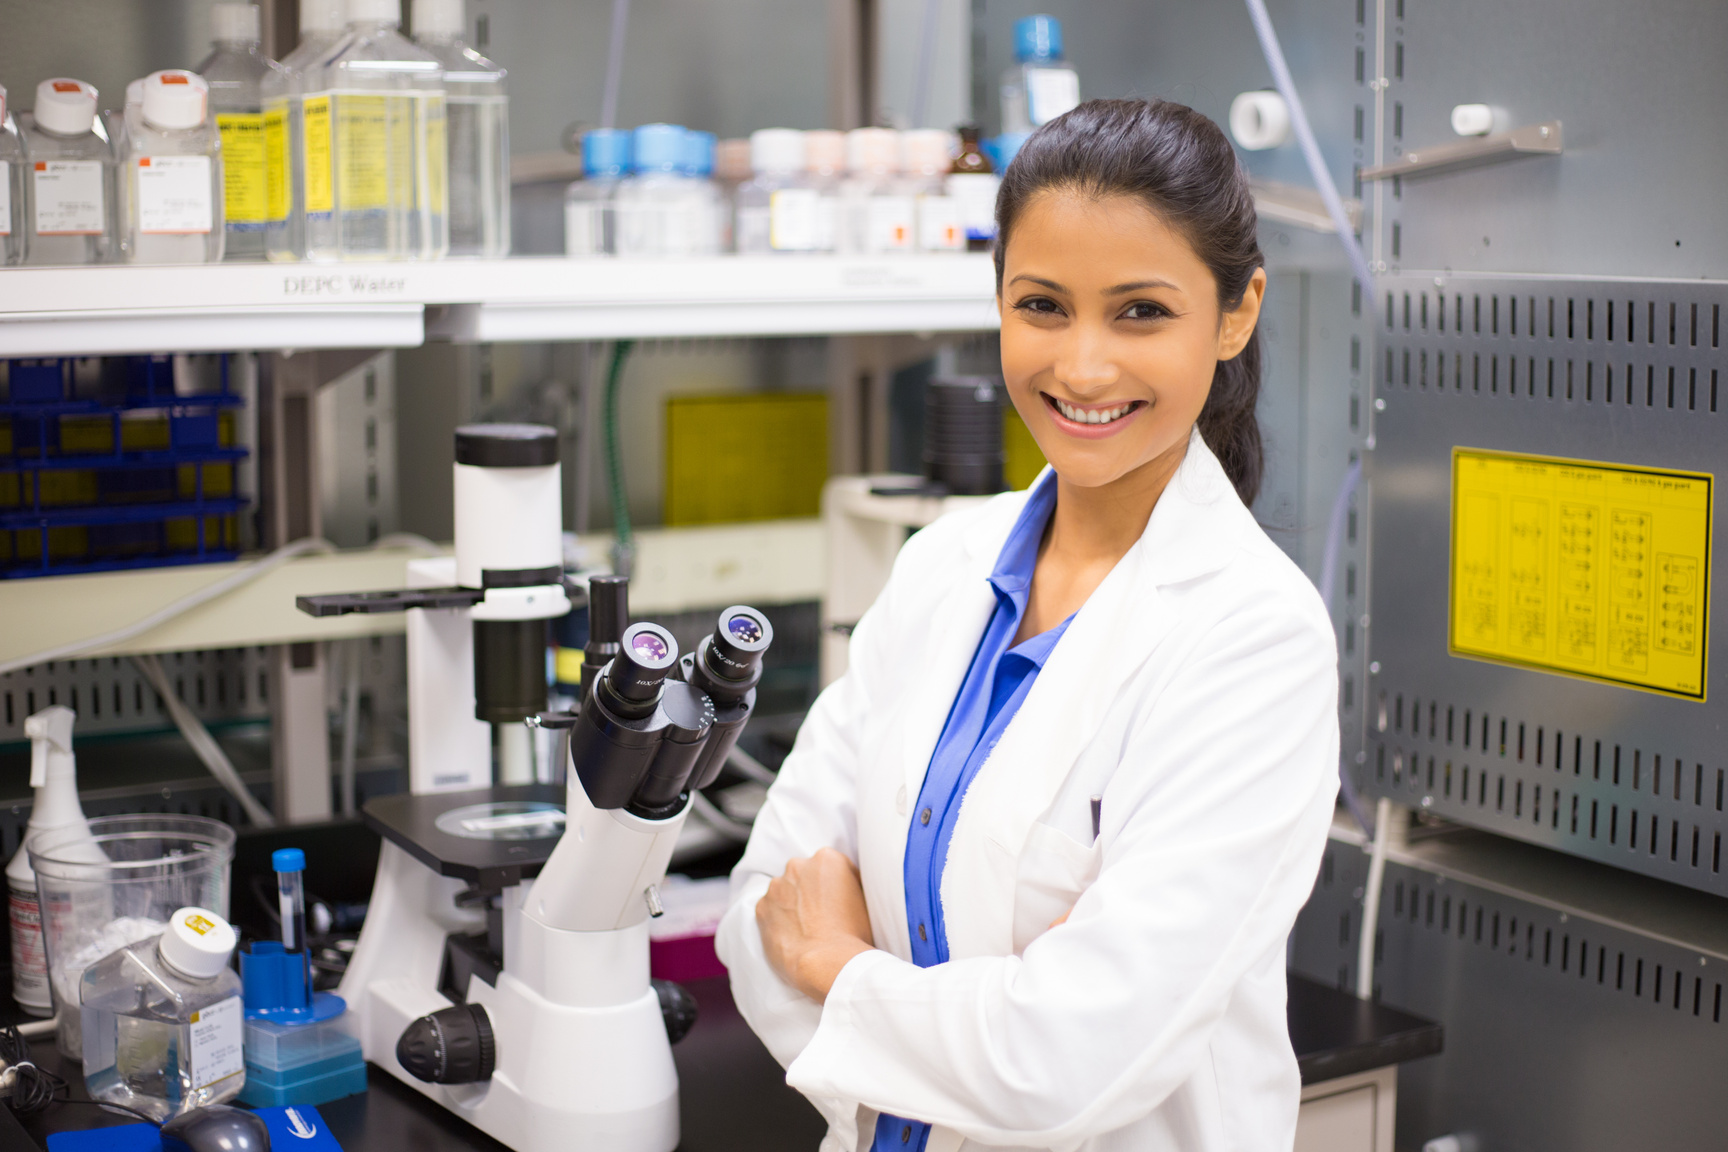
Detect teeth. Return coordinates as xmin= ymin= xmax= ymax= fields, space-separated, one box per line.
xmin=1054 ymin=398 xmax=1133 ymax=425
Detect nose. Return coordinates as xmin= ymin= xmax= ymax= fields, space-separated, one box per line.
xmin=1053 ymin=320 xmax=1120 ymax=397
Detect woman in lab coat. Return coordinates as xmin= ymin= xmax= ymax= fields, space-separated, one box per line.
xmin=716 ymin=98 xmax=1340 ymax=1152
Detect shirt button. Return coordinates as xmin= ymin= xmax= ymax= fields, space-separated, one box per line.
xmin=920 ymin=807 xmax=932 ymax=826
xmin=902 ymin=1126 xmax=912 ymax=1144
xmin=918 ymin=923 xmax=928 ymax=942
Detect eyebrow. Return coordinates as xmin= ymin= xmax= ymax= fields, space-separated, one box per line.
xmin=1008 ymin=274 xmax=1181 ymax=295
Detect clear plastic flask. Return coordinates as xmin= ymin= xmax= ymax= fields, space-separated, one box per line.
xmin=839 ymin=127 xmax=910 ymax=255
xmin=803 ymin=129 xmax=844 ymax=253
xmin=614 ymin=123 xmax=697 ymax=258
xmin=0 ymin=85 xmax=25 ymax=265
xmin=195 ymin=4 xmax=286 ymax=260
xmin=412 ymin=0 xmax=509 ymax=257
xmin=1000 ymin=15 xmax=1079 ymax=134
xmin=22 ymin=79 xmax=117 ymax=266
xmin=901 ymin=129 xmax=962 ymax=252
xmin=263 ymin=0 xmax=349 ymax=261
xmin=303 ymin=0 xmax=448 ymax=262
xmin=123 ymin=71 xmax=225 ymax=264
xmin=734 ymin=128 xmax=809 ymax=255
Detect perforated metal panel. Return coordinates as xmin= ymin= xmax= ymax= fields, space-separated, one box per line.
xmin=1292 ymin=835 xmax=1728 ymax=1152
xmin=0 ymin=648 xmax=273 ymax=745
xmin=1363 ymin=273 xmax=1728 ymax=896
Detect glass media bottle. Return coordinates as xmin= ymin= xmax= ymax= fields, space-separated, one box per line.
xmin=263 ymin=0 xmax=349 ymax=262
xmin=195 ymin=3 xmax=287 ymax=260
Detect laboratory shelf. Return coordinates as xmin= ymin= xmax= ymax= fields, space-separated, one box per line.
xmin=0 ymin=255 xmax=1000 ymax=356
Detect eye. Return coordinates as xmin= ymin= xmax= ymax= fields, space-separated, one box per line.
xmin=1120 ymin=301 xmax=1171 ymax=321
xmin=1013 ymin=295 xmax=1065 ymax=317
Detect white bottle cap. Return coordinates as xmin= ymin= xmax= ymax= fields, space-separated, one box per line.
xmin=804 ymin=130 xmax=845 ymax=175
xmin=140 ymin=71 xmax=209 ymax=131
xmin=302 ymin=0 xmax=349 ymax=33
xmin=34 ymin=79 xmax=98 ymax=137
xmin=211 ymin=2 xmax=262 ymax=43
xmin=412 ymin=0 xmax=464 ymax=36
xmin=846 ymin=127 xmax=899 ymax=176
xmin=348 ymin=0 xmax=402 ymax=23
xmin=158 ymin=907 xmax=237 ymax=980
xmin=899 ymin=129 xmax=953 ymax=176
xmin=750 ymin=128 xmax=805 ymax=175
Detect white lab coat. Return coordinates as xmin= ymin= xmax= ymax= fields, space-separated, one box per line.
xmin=716 ymin=428 xmax=1340 ymax=1152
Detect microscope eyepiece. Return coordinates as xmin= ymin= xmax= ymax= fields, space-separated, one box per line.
xmin=605 ymin=622 xmax=680 ymax=708
xmin=703 ymin=606 xmax=773 ymax=684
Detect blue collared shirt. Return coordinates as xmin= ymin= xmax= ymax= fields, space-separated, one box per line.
xmin=872 ymin=471 xmax=1071 ymax=1152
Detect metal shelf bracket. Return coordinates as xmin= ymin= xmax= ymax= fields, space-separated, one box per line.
xmin=1360 ymin=120 xmax=1562 ymax=182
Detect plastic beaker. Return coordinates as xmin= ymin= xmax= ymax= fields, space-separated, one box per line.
xmin=29 ymin=814 xmax=235 ymax=1059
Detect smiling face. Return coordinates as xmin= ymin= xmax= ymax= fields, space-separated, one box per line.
xmin=998 ymin=188 xmax=1266 ymax=493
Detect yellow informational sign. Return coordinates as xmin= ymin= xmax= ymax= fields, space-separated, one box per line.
xmin=302 ymin=96 xmax=333 ymax=214
xmin=1451 ymin=448 xmax=1712 ymax=700
xmin=216 ymin=112 xmax=267 ymax=224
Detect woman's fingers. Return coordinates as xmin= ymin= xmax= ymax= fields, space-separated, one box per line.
xmin=755 ymin=848 xmax=877 ymax=1002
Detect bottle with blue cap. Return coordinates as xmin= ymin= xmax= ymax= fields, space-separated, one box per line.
xmin=565 ymin=128 xmax=629 ymax=256
xmin=681 ymin=129 xmax=724 ymax=254
xmin=615 ymin=123 xmax=703 ymax=258
xmin=1001 ymin=14 xmax=1080 ymax=135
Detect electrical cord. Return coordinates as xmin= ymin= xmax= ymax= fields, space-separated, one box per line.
xmin=689 ymin=791 xmax=754 ymax=843
xmin=725 ymin=746 xmax=778 ymax=787
xmin=1317 ymin=459 xmax=1375 ymax=839
xmin=133 ymin=653 xmax=276 ymax=828
xmin=0 ymin=1021 xmax=157 ymax=1125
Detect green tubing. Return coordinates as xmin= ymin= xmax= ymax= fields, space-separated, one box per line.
xmin=603 ymin=339 xmax=635 ymax=571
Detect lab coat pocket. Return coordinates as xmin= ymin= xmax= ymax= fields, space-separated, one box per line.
xmin=1010 ymin=821 xmax=1103 ymax=955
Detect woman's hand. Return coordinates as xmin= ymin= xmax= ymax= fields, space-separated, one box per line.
xmin=756 ymin=847 xmax=876 ymax=1004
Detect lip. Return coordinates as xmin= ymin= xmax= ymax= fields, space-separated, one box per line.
xmin=1040 ymin=392 xmax=1148 ymax=440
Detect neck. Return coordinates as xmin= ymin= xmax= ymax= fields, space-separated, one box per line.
xmin=1046 ymin=430 xmax=1191 ymax=565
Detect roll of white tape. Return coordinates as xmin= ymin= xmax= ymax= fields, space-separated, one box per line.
xmin=1229 ymin=90 xmax=1291 ymax=151
xmin=1450 ymin=103 xmax=1495 ymax=136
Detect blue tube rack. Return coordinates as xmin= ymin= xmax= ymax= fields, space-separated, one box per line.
xmin=1 ymin=356 xmax=251 ymax=578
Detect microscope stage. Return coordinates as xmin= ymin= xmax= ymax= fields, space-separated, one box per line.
xmin=362 ymin=784 xmax=566 ymax=892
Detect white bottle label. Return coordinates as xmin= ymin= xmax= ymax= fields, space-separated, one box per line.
xmin=866 ymin=195 xmax=915 ymax=252
xmin=0 ymin=162 xmax=11 ymax=236
xmin=565 ymin=201 xmax=603 ymax=256
xmin=769 ymin=188 xmax=820 ymax=251
xmin=7 ymin=881 xmax=48 ymax=1008
xmin=33 ymin=161 xmax=106 ymax=235
xmin=188 ymin=995 xmax=244 ymax=1090
xmin=1026 ymin=68 xmax=1081 ymax=126
xmin=137 ymin=156 xmax=213 ymax=235
xmin=735 ymin=204 xmax=771 ymax=254
xmin=948 ymin=173 xmax=1001 ymax=243
xmin=917 ymin=194 xmax=964 ymax=251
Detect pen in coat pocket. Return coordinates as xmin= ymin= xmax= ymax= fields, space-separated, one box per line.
xmin=1090 ymin=795 xmax=1102 ymax=842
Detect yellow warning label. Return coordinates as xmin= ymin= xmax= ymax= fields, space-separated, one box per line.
xmin=337 ymin=94 xmax=390 ymax=211
xmin=303 ymin=95 xmax=333 ymax=215
xmin=216 ymin=112 xmax=267 ymax=224
xmin=1451 ymin=448 xmax=1712 ymax=700
xmin=263 ymin=102 xmax=289 ymax=223
xmin=185 ymin=913 xmax=215 ymax=936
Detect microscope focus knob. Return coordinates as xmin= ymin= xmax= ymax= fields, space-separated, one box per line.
xmin=396 ymin=1002 xmax=496 ymax=1084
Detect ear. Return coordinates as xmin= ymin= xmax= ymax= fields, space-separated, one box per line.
xmin=1217 ymin=267 xmax=1268 ymax=361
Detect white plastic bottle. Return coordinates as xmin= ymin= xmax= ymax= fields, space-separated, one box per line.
xmin=80 ymin=907 xmax=245 ymax=1122
xmin=412 ymin=0 xmax=509 ymax=258
xmin=123 ymin=71 xmax=225 ymax=264
xmin=0 ymin=85 xmax=24 ymax=265
xmin=564 ymin=128 xmax=628 ymax=257
xmin=1000 ymin=15 xmax=1079 ymax=134
xmin=6 ymin=707 xmax=96 ymax=1017
xmin=263 ymin=0 xmax=348 ymax=262
xmin=712 ymin=137 xmax=751 ymax=252
xmin=839 ymin=127 xmax=911 ymax=255
xmin=614 ymin=123 xmax=695 ymax=258
xmin=303 ymin=0 xmax=448 ymax=262
xmin=196 ymin=4 xmax=286 ymax=260
xmin=22 ymin=79 xmax=117 ymax=265
xmin=901 ymin=129 xmax=962 ymax=253
xmin=803 ymin=129 xmax=844 ymax=254
xmin=734 ymin=128 xmax=811 ymax=255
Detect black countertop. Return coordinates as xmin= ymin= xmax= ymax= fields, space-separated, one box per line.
xmin=9 ymin=971 xmax=1438 ymax=1151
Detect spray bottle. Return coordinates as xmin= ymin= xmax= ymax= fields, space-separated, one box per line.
xmin=7 ymin=706 xmax=94 ymax=1015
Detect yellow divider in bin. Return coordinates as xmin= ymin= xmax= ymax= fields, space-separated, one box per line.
xmin=665 ymin=393 xmax=828 ymax=526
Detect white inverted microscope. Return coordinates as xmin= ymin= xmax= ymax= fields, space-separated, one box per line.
xmin=298 ymin=423 xmax=773 ymax=1151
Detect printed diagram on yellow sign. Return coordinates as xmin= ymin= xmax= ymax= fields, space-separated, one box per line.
xmin=1451 ymin=449 xmax=1712 ymax=699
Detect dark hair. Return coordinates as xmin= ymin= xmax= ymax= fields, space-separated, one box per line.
xmin=994 ymin=98 xmax=1265 ymax=506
